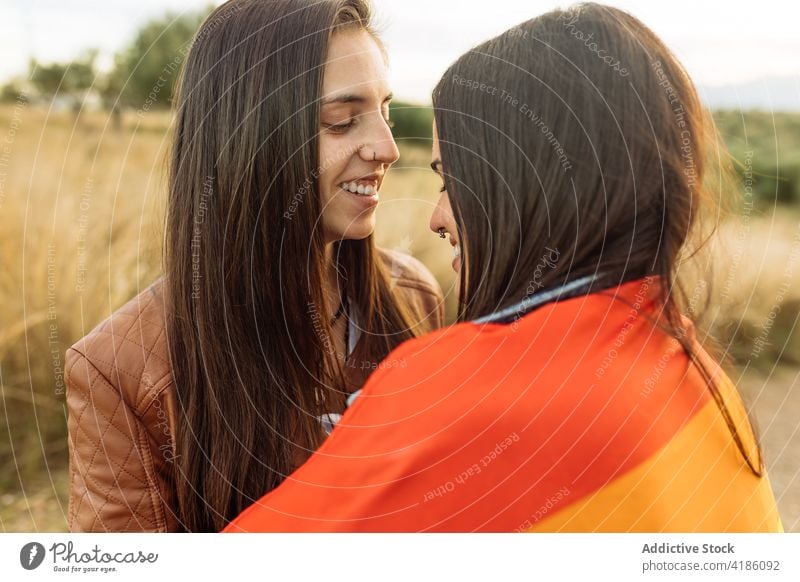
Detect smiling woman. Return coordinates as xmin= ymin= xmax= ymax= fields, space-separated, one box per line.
xmin=64 ymin=0 xmax=443 ymax=533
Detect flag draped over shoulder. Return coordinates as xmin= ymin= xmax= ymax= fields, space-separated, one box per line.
xmin=224 ymin=278 xmax=783 ymax=533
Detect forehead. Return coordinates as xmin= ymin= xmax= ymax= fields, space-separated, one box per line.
xmin=322 ymin=29 xmax=388 ymax=97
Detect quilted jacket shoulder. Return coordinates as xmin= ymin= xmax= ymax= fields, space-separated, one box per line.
xmin=66 ymin=281 xmax=180 ymax=532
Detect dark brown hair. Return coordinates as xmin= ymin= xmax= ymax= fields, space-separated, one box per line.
xmin=166 ymin=0 xmax=418 ymax=531
xmin=432 ymin=3 xmax=761 ymax=475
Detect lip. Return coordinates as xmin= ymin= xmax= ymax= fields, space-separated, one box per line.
xmin=347 ymin=189 xmax=379 ymax=208
xmin=448 ymin=235 xmax=461 ymax=272
xmin=447 ymin=232 xmax=460 ymax=249
xmin=347 ymin=172 xmax=382 ymax=183
xmin=451 ymin=252 xmax=461 ymax=272
xmin=339 ymin=172 xmax=382 ymax=186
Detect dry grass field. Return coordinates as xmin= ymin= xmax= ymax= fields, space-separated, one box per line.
xmin=0 ymin=104 xmax=797 ymax=531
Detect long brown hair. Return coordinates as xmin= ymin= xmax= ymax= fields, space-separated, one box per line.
xmin=432 ymin=3 xmax=762 ymax=475
xmin=165 ymin=0 xmax=418 ymax=531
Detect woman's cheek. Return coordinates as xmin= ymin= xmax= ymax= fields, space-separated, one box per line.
xmin=317 ymin=134 xmax=337 ymax=204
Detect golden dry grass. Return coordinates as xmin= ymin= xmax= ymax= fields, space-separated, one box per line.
xmin=0 ymin=104 xmax=797 ymax=531
xmin=1 ymin=105 xmax=167 ymax=531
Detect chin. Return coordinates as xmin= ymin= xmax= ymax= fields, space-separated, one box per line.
xmin=339 ymin=221 xmax=376 ymax=241
xmin=344 ymin=228 xmax=375 ymax=241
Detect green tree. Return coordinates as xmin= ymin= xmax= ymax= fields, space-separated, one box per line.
xmin=108 ymin=9 xmax=210 ymax=110
xmin=29 ymin=50 xmax=97 ymax=106
xmin=29 ymin=60 xmax=69 ymax=98
xmin=0 ymin=79 xmax=29 ymax=103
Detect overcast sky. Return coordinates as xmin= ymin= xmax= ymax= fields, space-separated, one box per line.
xmin=3 ymin=0 xmax=799 ymax=105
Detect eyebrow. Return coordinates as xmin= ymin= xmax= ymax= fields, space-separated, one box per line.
xmin=430 ymin=159 xmax=442 ymax=173
xmin=321 ymin=92 xmax=394 ymax=106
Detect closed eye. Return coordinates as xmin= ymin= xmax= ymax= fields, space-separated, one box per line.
xmin=323 ymin=120 xmax=355 ymax=133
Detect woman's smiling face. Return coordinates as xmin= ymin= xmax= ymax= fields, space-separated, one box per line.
xmin=317 ymin=29 xmax=399 ymax=243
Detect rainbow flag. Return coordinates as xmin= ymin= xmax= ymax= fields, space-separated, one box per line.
xmin=225 ymin=278 xmax=783 ymax=532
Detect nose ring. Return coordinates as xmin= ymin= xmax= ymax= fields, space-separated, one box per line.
xmin=360 ymin=144 xmax=378 ymax=162
xmin=438 ymin=228 xmax=446 ymax=239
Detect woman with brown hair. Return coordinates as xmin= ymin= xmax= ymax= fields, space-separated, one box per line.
xmin=65 ymin=0 xmax=443 ymax=532
xmin=226 ymin=3 xmax=783 ymax=532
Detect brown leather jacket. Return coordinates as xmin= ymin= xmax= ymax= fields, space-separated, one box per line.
xmin=66 ymin=249 xmax=444 ymax=532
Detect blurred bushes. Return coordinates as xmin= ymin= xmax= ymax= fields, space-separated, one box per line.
xmin=714 ymin=110 xmax=800 ymax=206
xmin=389 ymin=101 xmax=433 ymax=147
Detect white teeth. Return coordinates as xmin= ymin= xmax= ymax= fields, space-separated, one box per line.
xmin=453 ymin=245 xmax=461 ymax=258
xmin=339 ymin=182 xmax=378 ymax=196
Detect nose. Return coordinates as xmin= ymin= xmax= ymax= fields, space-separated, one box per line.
xmin=429 ymin=191 xmax=452 ymax=235
xmin=359 ymin=115 xmax=400 ymax=164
